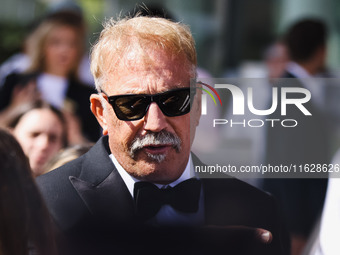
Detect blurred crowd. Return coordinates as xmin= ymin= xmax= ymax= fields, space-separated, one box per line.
xmin=0 ymin=4 xmax=100 ymax=174
xmin=0 ymin=2 xmax=340 ymax=255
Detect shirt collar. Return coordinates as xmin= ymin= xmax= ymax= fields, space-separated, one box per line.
xmin=286 ymin=61 xmax=312 ymax=79
xmin=109 ymin=153 xmax=194 ymax=198
xmin=286 ymin=61 xmax=325 ymax=108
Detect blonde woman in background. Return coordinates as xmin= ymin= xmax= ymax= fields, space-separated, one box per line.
xmin=0 ymin=10 xmax=100 ymax=143
xmin=1 ymin=101 xmax=67 ymax=177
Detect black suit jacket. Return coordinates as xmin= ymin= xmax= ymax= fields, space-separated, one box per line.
xmin=37 ymin=136 xmax=289 ymax=255
xmin=0 ymin=72 xmax=100 ymax=142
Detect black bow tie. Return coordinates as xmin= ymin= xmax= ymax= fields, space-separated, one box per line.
xmin=134 ymin=178 xmax=201 ymax=221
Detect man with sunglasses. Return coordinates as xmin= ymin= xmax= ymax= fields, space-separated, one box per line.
xmin=37 ymin=16 xmax=289 ymax=255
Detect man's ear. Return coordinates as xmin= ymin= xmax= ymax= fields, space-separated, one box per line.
xmin=90 ymin=94 xmax=108 ymax=135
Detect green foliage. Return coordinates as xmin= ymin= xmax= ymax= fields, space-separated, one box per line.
xmin=0 ymin=23 xmax=28 ymax=64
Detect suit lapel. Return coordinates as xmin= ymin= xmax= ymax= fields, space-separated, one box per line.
xmin=69 ymin=136 xmax=136 ymax=225
xmin=68 ymin=146 xmax=240 ymax=226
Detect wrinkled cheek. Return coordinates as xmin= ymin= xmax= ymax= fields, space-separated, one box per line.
xmin=182 ymin=135 xmax=192 ymax=154
xmin=121 ymin=138 xmax=132 ymax=155
xmin=183 ymin=118 xmax=193 ymax=149
xmin=109 ymin=133 xmax=132 ymax=158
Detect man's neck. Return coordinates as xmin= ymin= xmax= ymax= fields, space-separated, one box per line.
xmin=109 ymin=153 xmax=195 ymax=198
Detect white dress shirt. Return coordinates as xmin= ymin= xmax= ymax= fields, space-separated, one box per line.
xmin=109 ymin=153 xmax=205 ymax=226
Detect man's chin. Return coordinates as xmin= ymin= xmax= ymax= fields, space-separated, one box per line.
xmin=145 ymin=152 xmax=166 ymax=163
xmin=131 ymin=153 xmax=170 ymax=175
xmin=134 ymin=168 xmax=181 ymax=184
xmin=128 ymin=152 xmax=184 ymax=183
xmin=132 ymin=147 xmax=172 ymax=163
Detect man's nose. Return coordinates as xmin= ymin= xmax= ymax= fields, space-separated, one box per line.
xmin=143 ymin=102 xmax=168 ymax=132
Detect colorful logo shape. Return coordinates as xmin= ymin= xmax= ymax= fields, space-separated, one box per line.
xmin=197 ymin=81 xmax=223 ymax=106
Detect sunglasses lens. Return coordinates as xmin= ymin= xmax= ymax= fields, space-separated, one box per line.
xmin=112 ymin=95 xmax=149 ymax=120
xmin=158 ymin=89 xmax=191 ymax=117
xmin=109 ymin=88 xmax=192 ymax=121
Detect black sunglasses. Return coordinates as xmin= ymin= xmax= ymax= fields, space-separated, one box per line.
xmin=100 ymin=87 xmax=196 ymax=121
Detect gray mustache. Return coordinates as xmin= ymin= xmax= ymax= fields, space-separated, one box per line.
xmin=129 ymin=131 xmax=182 ymax=158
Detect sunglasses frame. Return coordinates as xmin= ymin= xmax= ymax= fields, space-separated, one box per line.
xmin=100 ymin=87 xmax=197 ymax=121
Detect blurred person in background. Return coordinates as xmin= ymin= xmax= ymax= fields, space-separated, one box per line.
xmin=1 ymin=101 xmax=67 ymax=177
xmin=0 ymin=10 xmax=100 ymax=142
xmin=0 ymin=127 xmax=57 ymax=255
xmin=263 ymin=18 xmax=331 ymax=255
xmin=44 ymin=143 xmax=93 ymax=173
xmin=217 ymin=40 xmax=289 ymax=190
xmin=264 ymin=41 xmax=290 ymax=81
xmin=0 ymin=1 xmax=94 ymax=87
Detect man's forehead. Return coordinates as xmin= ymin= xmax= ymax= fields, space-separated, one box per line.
xmin=102 ymin=48 xmax=192 ymax=94
xmin=112 ymin=45 xmax=187 ymax=69
xmin=103 ymin=70 xmax=189 ymax=95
